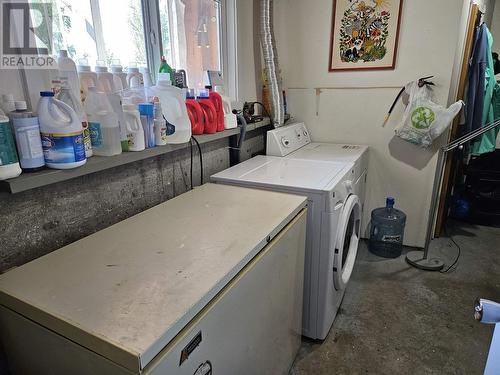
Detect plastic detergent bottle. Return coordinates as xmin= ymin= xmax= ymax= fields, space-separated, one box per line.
xmin=57 ymin=50 xmax=80 ymax=100
xmin=107 ymin=93 xmax=128 ymax=152
xmin=57 ymin=84 xmax=93 ymax=158
xmin=206 ymin=86 xmax=224 ymax=132
xmin=159 ymin=56 xmax=173 ymax=79
xmin=77 ymin=59 xmax=98 ymax=95
xmin=369 ymin=197 xmax=407 ymax=258
xmin=84 ymin=87 xmax=122 ymax=156
xmin=140 ymin=67 xmax=153 ymax=88
xmin=37 ymin=92 xmax=86 ymax=169
xmin=186 ymin=89 xmax=204 ymax=135
xmin=0 ymin=110 xmax=21 ymax=180
xmin=214 ymin=86 xmax=237 ymax=129
xmin=95 ymin=61 xmax=115 ymax=93
xmin=10 ymin=101 xmax=45 ymax=171
xmin=1 ymin=94 xmax=16 ymax=114
xmin=153 ymin=101 xmax=167 ymax=146
xmin=139 ymin=103 xmax=155 ymax=148
xmin=122 ymin=103 xmax=145 ymax=151
xmin=197 ymin=89 xmax=217 ymax=134
xmin=127 ymin=63 xmax=144 ymax=89
xmin=110 ymin=60 xmax=128 ymax=91
xmin=148 ymin=73 xmax=191 ymax=143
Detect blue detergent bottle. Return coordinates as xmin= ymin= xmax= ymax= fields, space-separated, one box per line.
xmin=369 ymin=197 xmax=407 ymax=258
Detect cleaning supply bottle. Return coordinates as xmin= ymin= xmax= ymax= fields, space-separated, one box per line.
xmin=1 ymin=94 xmax=16 ymax=114
xmin=205 ymin=86 xmax=225 ymax=132
xmin=77 ymin=59 xmax=98 ymax=98
xmin=37 ymin=92 xmax=86 ymax=169
xmin=140 ymin=66 xmax=153 ymax=88
xmin=84 ymin=87 xmax=122 ymax=156
xmin=0 ymin=110 xmax=22 ymax=180
xmin=214 ymin=86 xmax=237 ymax=129
xmin=369 ymin=197 xmax=407 ymax=258
xmin=127 ymin=63 xmax=144 ymax=89
xmin=107 ymin=93 xmax=129 ymax=152
xmin=186 ymin=89 xmax=204 ymax=135
xmin=10 ymin=101 xmax=45 ymax=171
xmin=57 ymin=50 xmax=80 ymax=100
xmin=153 ymin=101 xmax=167 ymax=146
xmin=110 ymin=60 xmax=128 ymax=91
xmin=159 ymin=56 xmax=173 ymax=76
xmin=57 ymin=83 xmax=93 ymax=158
xmin=95 ymin=60 xmax=115 ymax=93
xmin=138 ymin=103 xmax=155 ymax=148
xmin=122 ymin=103 xmax=145 ymax=151
xmin=197 ymin=89 xmax=217 ymax=134
xmin=148 ymin=72 xmax=191 ymax=143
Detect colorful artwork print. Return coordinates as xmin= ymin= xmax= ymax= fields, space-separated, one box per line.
xmin=329 ymin=0 xmax=402 ymax=71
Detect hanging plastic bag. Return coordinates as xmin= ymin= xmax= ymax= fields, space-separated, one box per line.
xmin=395 ymin=80 xmax=463 ymax=148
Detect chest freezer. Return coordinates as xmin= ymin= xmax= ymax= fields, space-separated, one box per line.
xmin=0 ymin=183 xmax=307 ymax=375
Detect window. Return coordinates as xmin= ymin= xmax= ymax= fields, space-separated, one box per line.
xmin=158 ymin=0 xmax=222 ymax=90
xmin=49 ymin=0 xmax=147 ymax=68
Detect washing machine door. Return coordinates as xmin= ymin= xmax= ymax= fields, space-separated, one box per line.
xmin=333 ymin=194 xmax=361 ymax=291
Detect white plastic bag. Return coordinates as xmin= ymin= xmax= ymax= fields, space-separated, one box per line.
xmin=395 ymin=81 xmax=463 ymax=147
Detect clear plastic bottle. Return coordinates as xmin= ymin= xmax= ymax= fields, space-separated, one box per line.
xmin=57 ymin=50 xmax=80 ymax=101
xmin=138 ymin=103 xmax=155 ymax=148
xmin=127 ymin=63 xmax=144 ymax=89
xmin=369 ymin=197 xmax=407 ymax=258
xmin=153 ymin=101 xmax=167 ymax=146
xmin=84 ymin=88 xmax=122 ymax=157
xmin=110 ymin=60 xmax=128 ymax=91
xmin=95 ymin=60 xmax=115 ymax=93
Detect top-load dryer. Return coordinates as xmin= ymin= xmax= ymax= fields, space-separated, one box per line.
xmin=211 ymin=156 xmax=361 ymax=340
xmin=267 ymin=122 xmax=369 ymax=232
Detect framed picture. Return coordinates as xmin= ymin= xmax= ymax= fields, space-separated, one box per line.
xmin=329 ymin=0 xmax=403 ymax=71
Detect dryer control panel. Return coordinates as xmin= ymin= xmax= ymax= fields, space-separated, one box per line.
xmin=267 ymin=122 xmax=311 ymax=156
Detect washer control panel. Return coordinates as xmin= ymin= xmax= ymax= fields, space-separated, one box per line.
xmin=267 ymin=122 xmax=311 ymax=156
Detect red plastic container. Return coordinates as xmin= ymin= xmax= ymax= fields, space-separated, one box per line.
xmin=197 ymin=92 xmax=217 ymax=134
xmin=206 ymin=88 xmax=224 ymax=132
xmin=186 ymin=99 xmax=204 ymax=135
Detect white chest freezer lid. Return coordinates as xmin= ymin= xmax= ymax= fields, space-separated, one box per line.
xmin=211 ymin=155 xmax=349 ymax=193
xmin=0 ymin=184 xmax=307 ymax=372
xmin=289 ymin=143 xmax=368 ymax=164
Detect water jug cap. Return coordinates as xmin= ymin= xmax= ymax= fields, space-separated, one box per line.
xmin=110 ymin=65 xmax=123 ymax=73
xmin=2 ymin=94 xmax=14 ymax=102
xmin=40 ymin=91 xmax=54 ymax=97
xmin=77 ymin=58 xmax=91 ymax=71
xmin=158 ymin=72 xmax=171 ymax=84
xmin=14 ymin=101 xmax=27 ymax=110
xmin=386 ymin=197 xmax=395 ymax=206
xmin=95 ymin=62 xmax=108 ymax=72
xmin=139 ymin=66 xmax=150 ymax=73
xmin=58 ymin=49 xmax=68 ymax=58
xmin=128 ymin=67 xmax=139 ymax=73
xmin=138 ymin=103 xmax=154 ymax=116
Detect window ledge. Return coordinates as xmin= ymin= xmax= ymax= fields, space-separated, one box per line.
xmin=1 ymin=118 xmax=271 ymax=194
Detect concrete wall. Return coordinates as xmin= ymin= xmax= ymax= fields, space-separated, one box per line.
xmin=273 ymin=0 xmax=464 ymax=246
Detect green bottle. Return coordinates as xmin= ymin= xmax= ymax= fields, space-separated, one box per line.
xmin=159 ymin=56 xmax=175 ymax=85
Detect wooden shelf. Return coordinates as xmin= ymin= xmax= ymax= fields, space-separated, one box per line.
xmin=1 ymin=119 xmax=272 ymax=194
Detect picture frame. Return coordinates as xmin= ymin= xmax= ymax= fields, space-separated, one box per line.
xmin=328 ymin=0 xmax=403 ymax=72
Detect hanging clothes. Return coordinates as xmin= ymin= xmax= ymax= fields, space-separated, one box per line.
xmin=471 ymin=26 xmax=500 ymax=155
xmin=465 ymin=24 xmax=489 ymax=136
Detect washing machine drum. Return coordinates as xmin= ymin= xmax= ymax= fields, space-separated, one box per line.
xmin=333 ymin=194 xmax=361 ymax=291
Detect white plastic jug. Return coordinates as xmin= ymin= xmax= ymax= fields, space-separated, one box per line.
xmin=110 ymin=60 xmax=128 ymax=91
xmin=57 ymin=50 xmax=80 ymax=101
xmin=57 ymin=85 xmax=93 ymax=158
xmin=127 ymin=64 xmax=144 ymax=89
xmin=95 ymin=61 xmax=116 ymax=93
xmin=84 ymin=88 xmax=122 ymax=157
xmin=149 ymin=73 xmax=191 ymax=144
xmin=122 ymin=104 xmax=145 ymax=151
xmin=37 ymin=91 xmax=87 ymax=169
xmin=77 ymin=59 xmax=98 ymax=101
xmin=107 ymin=93 xmax=128 ymax=152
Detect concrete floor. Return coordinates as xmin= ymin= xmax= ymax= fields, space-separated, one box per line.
xmin=290 ymin=221 xmax=500 ymax=375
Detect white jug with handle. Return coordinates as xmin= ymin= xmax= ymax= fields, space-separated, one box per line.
xmin=122 ymin=103 xmax=145 ymax=151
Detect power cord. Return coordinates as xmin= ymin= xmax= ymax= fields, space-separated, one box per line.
xmin=440 ymin=223 xmax=461 ymax=273
xmin=189 ymin=138 xmax=194 ymax=190
xmin=191 ymin=136 xmax=203 ymax=185
xmin=253 ymin=101 xmax=272 ymax=120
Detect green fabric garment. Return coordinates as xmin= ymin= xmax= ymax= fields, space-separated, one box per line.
xmin=471 ymin=28 xmax=500 ymax=155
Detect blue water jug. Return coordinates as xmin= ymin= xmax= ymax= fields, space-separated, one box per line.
xmin=369 ymin=197 xmax=406 ymax=258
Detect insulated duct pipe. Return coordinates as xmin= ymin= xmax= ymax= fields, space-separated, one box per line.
xmin=260 ymin=0 xmax=285 ymax=127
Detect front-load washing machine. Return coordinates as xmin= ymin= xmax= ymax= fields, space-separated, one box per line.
xmin=211 ymin=156 xmax=361 ymax=340
xmin=266 ymin=122 xmax=369 ymax=233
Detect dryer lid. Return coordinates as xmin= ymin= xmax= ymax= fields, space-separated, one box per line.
xmin=211 ymin=155 xmax=349 ymax=192
xmin=289 ymin=143 xmax=368 ymax=164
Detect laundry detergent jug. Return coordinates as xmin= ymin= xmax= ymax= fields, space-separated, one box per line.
xmin=149 ymin=73 xmax=191 ymax=143
xmin=197 ymin=89 xmax=217 ymax=134
xmin=206 ymin=87 xmax=224 ymax=132
xmin=37 ymin=91 xmax=86 ymax=169
xmin=110 ymin=60 xmax=128 ymax=91
xmin=95 ymin=61 xmax=116 ymax=93
xmin=186 ymin=89 xmax=204 ymax=135
xmin=122 ymin=103 xmax=145 ymax=151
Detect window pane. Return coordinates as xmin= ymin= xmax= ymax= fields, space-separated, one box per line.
xmin=50 ymin=0 xmax=98 ymax=63
xmin=159 ymin=0 xmax=222 ymax=89
xmin=99 ymin=0 xmax=147 ymax=67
